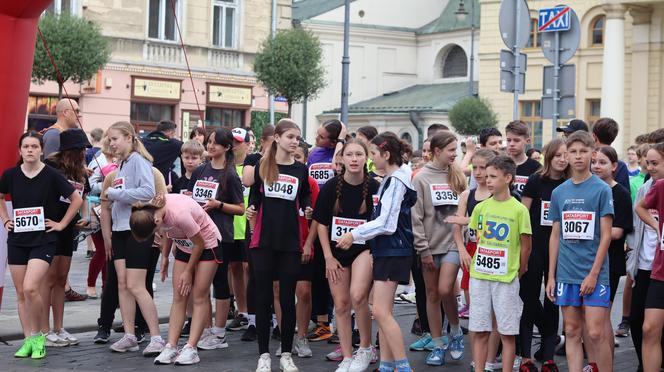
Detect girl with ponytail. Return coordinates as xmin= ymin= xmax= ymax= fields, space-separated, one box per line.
xmin=313 ymin=138 xmax=380 ymax=371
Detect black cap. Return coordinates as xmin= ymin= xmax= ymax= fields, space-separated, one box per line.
xmin=59 ymin=129 xmax=92 ymax=151
xmin=299 ymin=139 xmax=312 ymax=148
xmin=556 ymin=119 xmax=589 ymax=134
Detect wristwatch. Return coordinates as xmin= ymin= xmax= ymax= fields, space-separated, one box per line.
xmin=219 ymin=201 xmax=224 ymax=210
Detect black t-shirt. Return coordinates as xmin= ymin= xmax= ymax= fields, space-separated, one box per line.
xmin=514 ymin=158 xmax=542 ymax=196
xmin=172 ymin=174 xmax=191 ymax=194
xmin=0 ymin=165 xmax=75 ymax=247
xmin=187 ymin=163 xmax=243 ymax=242
xmin=243 ymin=153 xmax=262 ymax=167
xmin=313 ymin=176 xmax=379 ymax=263
xmin=609 ymin=183 xmax=633 ymax=276
xmin=142 ymin=131 xmax=183 ymax=180
xmin=522 ymin=173 xmax=566 ymax=247
xmin=250 ymin=161 xmax=311 ymax=252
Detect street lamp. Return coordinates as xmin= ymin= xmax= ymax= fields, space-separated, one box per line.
xmin=455 ymin=0 xmax=475 ymax=97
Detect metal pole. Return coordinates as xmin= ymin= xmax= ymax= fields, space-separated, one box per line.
xmin=512 ymin=0 xmax=521 ymax=120
xmin=552 ymin=31 xmax=560 ymax=137
xmin=340 ymin=0 xmax=350 ymax=124
xmin=302 ymin=98 xmax=308 ymax=139
xmin=269 ymin=0 xmax=277 ymax=123
xmin=468 ymin=0 xmax=475 ymax=96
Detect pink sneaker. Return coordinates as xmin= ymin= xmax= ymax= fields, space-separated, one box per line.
xmin=326 ymin=346 xmax=343 ymax=361
xmin=459 ymin=305 xmax=469 ymax=319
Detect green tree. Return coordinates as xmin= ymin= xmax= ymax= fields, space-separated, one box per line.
xmin=250 ymin=111 xmax=288 ymax=141
xmin=448 ymin=97 xmax=498 ymax=135
xmin=253 ymin=28 xmax=326 ymax=116
xmin=32 ymin=14 xmax=111 ymax=99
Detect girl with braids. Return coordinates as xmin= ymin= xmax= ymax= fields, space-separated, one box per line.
xmin=186 ymin=127 xmax=244 ymax=348
xmin=246 ymin=119 xmax=311 ymax=372
xmin=0 ymin=131 xmax=82 ymax=359
xmin=313 ymin=138 xmax=379 ymax=372
xmin=130 ymin=193 xmax=222 ymax=365
xmin=337 ymin=132 xmax=417 ymax=372
xmin=411 ymin=131 xmax=467 ymax=366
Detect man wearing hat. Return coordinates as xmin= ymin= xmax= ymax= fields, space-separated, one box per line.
xmin=555 ymin=119 xmax=589 ymax=136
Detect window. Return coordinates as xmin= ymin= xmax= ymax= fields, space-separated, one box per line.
xmin=442 ymin=46 xmax=468 ymax=78
xmin=130 ymin=102 xmax=174 ymax=123
xmin=520 ymin=101 xmax=543 ymax=148
xmin=586 ymin=99 xmax=601 ymax=125
xmin=591 ymin=16 xmax=605 ymax=46
xmin=526 ymin=18 xmax=541 ymax=48
xmin=206 ymin=107 xmax=244 ymax=127
xmin=213 ymin=0 xmax=239 ymax=48
xmin=148 ymin=0 xmax=180 ymax=41
xmin=45 ymin=0 xmax=80 ymax=16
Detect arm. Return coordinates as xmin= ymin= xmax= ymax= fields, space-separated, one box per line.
xmin=350 ymin=179 xmax=406 ymax=242
xmin=0 ymin=193 xmax=11 ymax=231
xmin=100 ymin=174 xmax=114 ymax=260
xmin=301 ymin=220 xmax=317 ymax=263
xmin=636 ymin=199 xmax=659 ymax=232
xmin=580 ymin=215 xmax=613 ymax=295
xmin=410 ymin=179 xmax=430 ymax=257
xmin=519 ymin=234 xmax=532 ymax=277
xmin=546 ymin=222 xmax=561 ymax=301
xmin=453 ymin=190 xmax=471 ymax=270
xmin=106 ymin=159 xmax=155 ymax=204
xmin=176 ymin=233 xmax=206 ymax=297
xmin=611 ymin=227 xmax=625 ymax=240
xmin=159 ymin=237 xmax=172 ymax=282
xmin=243 ymin=165 xmax=256 ymax=187
xmin=521 ymin=196 xmax=533 ymax=210
xmin=459 ymin=137 xmax=476 ymax=176
xmin=46 ymin=191 xmax=83 ymax=232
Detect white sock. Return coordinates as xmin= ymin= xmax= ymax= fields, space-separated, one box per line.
xmin=240 ymin=312 xmax=248 ymax=318
xmin=151 ymin=335 xmax=163 ymax=342
xmin=450 ymin=323 xmax=461 ymax=337
xmin=212 ymin=326 xmax=226 ymax=337
xmin=248 ymin=314 xmax=256 ymax=326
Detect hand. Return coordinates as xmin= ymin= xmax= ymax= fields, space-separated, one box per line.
xmin=444 ymin=215 xmax=467 ymax=225
xmin=85 ymin=168 xmax=94 ymax=177
xmin=45 ymin=219 xmax=65 ymax=232
xmin=104 ymin=237 xmax=113 ymax=261
xmin=519 ymin=265 xmax=528 ymax=278
xmin=420 ymin=255 xmax=436 ymax=272
xmin=545 ymin=279 xmax=556 ymax=302
xmin=338 ymin=121 xmax=348 ymax=140
xmin=203 ymin=198 xmax=221 ymax=212
xmin=3 ymin=220 xmax=13 ymax=232
xmin=246 ymin=205 xmax=256 ymax=220
xmin=336 ymin=232 xmax=354 ymax=250
xmin=166 ymin=184 xmax=173 ymax=193
xmin=178 ymin=269 xmax=193 ymax=297
xmin=325 ymin=256 xmax=344 ymax=283
xmin=580 ymin=273 xmax=598 ymax=296
xmin=75 ymin=218 xmax=90 ymax=229
xmin=304 ymin=207 xmax=313 ymax=220
xmin=465 ymin=137 xmax=477 ymax=154
xmin=160 ymin=257 xmax=169 ymax=282
xmin=459 ymin=249 xmax=472 ymax=271
xmin=302 ymin=241 xmax=313 ymax=263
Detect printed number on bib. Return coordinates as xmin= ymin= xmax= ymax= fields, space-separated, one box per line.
xmin=172 ymin=238 xmax=194 ymax=250
xmin=562 ymin=211 xmax=595 ymax=240
xmin=514 ymin=176 xmax=528 ymax=194
xmin=540 ymin=201 xmax=552 ymax=226
xmin=112 ymin=177 xmax=125 ymax=190
xmin=430 ymin=184 xmax=458 ymax=206
xmin=331 ymin=217 xmax=366 ymax=245
xmin=192 ymin=180 xmax=219 ymax=203
xmin=474 ymin=245 xmax=508 ymax=276
xmin=372 ymin=195 xmax=379 ymax=207
xmin=309 ymin=163 xmax=335 ymax=185
xmin=60 ymin=180 xmax=84 ymax=204
xmin=265 ymin=174 xmax=299 ymax=201
xmin=467 ymin=228 xmax=477 ymax=243
xmin=13 ymin=207 xmax=45 ymax=233
xmin=93 ymin=205 xmax=102 ymax=218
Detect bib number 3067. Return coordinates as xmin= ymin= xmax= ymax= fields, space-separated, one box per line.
xmin=562 ymin=211 xmax=595 ymax=240
xmin=13 ymin=207 xmax=46 ymax=233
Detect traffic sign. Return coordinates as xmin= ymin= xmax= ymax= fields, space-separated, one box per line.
xmin=499 ymin=0 xmax=531 ymax=49
xmin=540 ymin=7 xmax=580 ymax=65
xmin=538 ymin=6 xmax=571 ymax=32
xmin=542 ymin=65 xmax=575 ymax=97
xmin=500 ymin=50 xmax=527 ymax=72
xmin=500 ymin=70 xmax=525 ymax=93
xmin=275 ymin=96 xmax=288 ymax=103
xmin=542 ymin=96 xmax=575 ymax=119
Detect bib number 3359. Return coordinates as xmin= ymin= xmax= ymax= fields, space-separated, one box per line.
xmin=265 ymin=175 xmax=299 ymax=201
xmin=13 ymin=207 xmax=46 ymax=233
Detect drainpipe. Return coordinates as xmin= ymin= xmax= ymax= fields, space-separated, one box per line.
xmin=408 ymin=111 xmax=424 ymax=149
xmin=269 ymin=0 xmax=277 ymax=123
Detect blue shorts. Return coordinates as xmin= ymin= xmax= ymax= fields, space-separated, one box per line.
xmin=554 ymin=282 xmax=610 ymax=308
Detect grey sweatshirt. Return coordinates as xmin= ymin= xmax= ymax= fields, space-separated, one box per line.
xmin=106 ymin=152 xmax=155 ymax=231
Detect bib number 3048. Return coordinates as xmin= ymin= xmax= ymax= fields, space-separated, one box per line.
xmin=13 ymin=207 xmax=46 ymax=233
xmin=265 ymin=174 xmax=299 ymax=201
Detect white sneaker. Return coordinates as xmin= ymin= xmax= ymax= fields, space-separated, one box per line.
xmin=335 ymin=358 xmax=353 ymax=372
xmin=349 ymin=347 xmax=372 ymax=372
xmin=142 ymin=337 xmax=166 ymax=357
xmin=197 ymin=333 xmax=228 ymax=350
xmin=279 ymin=352 xmax=299 ymax=372
xmin=293 ymin=336 xmax=312 ymax=358
xmin=174 ymin=344 xmax=200 ymax=365
xmin=275 ymin=345 xmax=282 ymax=357
xmin=45 ymin=331 xmax=69 ymax=347
xmin=485 ymin=360 xmax=501 ymax=370
xmin=110 ymin=334 xmax=139 ymax=352
xmin=57 ymin=329 xmax=79 ymax=345
xmin=256 ymin=352 xmax=272 ymax=372
xmin=154 ymin=344 xmax=178 ymax=365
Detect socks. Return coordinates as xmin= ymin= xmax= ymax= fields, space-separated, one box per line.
xmin=151 ymin=335 xmax=163 ymax=342
xmin=212 ymin=326 xmax=226 ymax=337
xmin=433 ymin=336 xmax=446 ymax=348
xmin=248 ymin=314 xmax=256 ymax=326
xmin=450 ymin=323 xmax=461 ymax=337
xmin=379 ymin=361 xmax=396 ymax=372
xmin=395 ymin=358 xmax=411 ymax=372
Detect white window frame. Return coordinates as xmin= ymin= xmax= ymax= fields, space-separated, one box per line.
xmin=47 ymin=0 xmax=82 ymax=16
xmin=147 ymin=0 xmax=183 ymax=42
xmin=212 ymin=0 xmax=239 ymax=49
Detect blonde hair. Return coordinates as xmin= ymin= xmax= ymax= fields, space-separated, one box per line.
xmin=130 ymin=195 xmax=167 ymax=242
xmin=429 ymin=131 xmax=467 ymax=195
xmin=108 ymin=121 xmax=153 ymax=163
xmin=259 ymin=119 xmax=300 ymax=185
xmin=181 ymin=139 xmax=205 ymax=157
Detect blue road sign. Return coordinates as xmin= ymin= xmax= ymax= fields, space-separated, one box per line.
xmin=275 ymin=96 xmax=288 ymax=103
xmin=538 ymin=6 xmax=571 ymax=32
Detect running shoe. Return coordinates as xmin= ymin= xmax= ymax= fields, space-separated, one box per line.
xmin=425 ymin=347 xmax=445 ymax=366
xmin=142 ymin=337 xmax=165 ymax=357
xmin=242 ymin=325 xmax=258 ymax=342
xmin=110 ymin=334 xmax=139 ymax=352
xmin=210 ymin=327 xmax=227 ymax=339
xmin=615 ymin=319 xmax=630 ymax=337
xmin=45 ymin=331 xmax=69 ymax=347
xmin=369 ymin=345 xmax=378 ymax=364
xmin=349 ymin=347 xmax=373 ymax=371
xmin=256 ymin=352 xmax=272 ymax=372
xmin=31 ymin=333 xmax=46 ymax=359
xmin=135 ymin=329 xmax=146 ymax=344
xmin=485 ymin=360 xmax=502 ymax=370
xmin=227 ymin=313 xmax=249 ymax=331
xmin=64 ymin=288 xmax=88 ymax=302
xmin=328 ymin=332 xmax=340 ymax=344
xmin=326 ymin=346 xmax=344 ymax=362
xmin=280 ymin=352 xmax=299 ymax=372
xmin=307 ymin=323 xmax=333 ymax=342
xmin=409 ymin=332 xmax=432 ymax=351
xmin=399 ymin=292 xmax=416 ymax=304
xmin=336 ymin=358 xmax=352 ymax=372
xmin=449 ymin=333 xmax=464 ymax=360
xmin=93 ymin=326 xmax=110 ymax=344
xmin=582 ymin=363 xmax=599 ymax=372
xmin=541 ymin=360 xmax=560 ymax=372
xmin=174 ymin=344 xmax=200 ymax=365
xmin=519 ymin=360 xmax=538 ymax=372
xmin=14 ymin=336 xmax=33 ymax=358
xmin=410 ymin=317 xmax=423 ymax=336
xmin=293 ymin=336 xmax=312 ymax=358
xmin=181 ymin=319 xmax=192 ymax=337
xmin=154 ymin=344 xmax=178 ymax=365
xmin=458 ymin=305 xmax=470 ymax=319
xmin=198 ymin=332 xmax=228 ymax=350
xmin=275 ymin=345 xmax=282 ymax=357
xmin=57 ymin=329 xmax=79 ymax=346
xmin=513 ymin=356 xmax=523 ymax=371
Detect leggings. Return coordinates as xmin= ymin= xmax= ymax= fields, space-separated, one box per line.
xmin=251 ymin=248 xmax=300 ymax=355
xmin=245 ymin=242 xmax=256 ymax=314
xmin=87 ymin=231 xmax=107 ymax=288
xmin=311 ymin=241 xmax=332 ymax=319
xmin=213 ymin=260 xmax=230 ymax=300
xmin=412 ymin=254 xmax=430 ymax=333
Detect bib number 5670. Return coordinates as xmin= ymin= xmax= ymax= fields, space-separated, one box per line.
xmin=15 ymin=215 xmax=39 ymax=228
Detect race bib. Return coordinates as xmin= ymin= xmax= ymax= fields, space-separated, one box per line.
xmin=514 ymin=175 xmax=528 ymax=194
xmin=192 ymin=180 xmax=219 ymax=203
xmin=372 ymin=195 xmax=379 ymax=207
xmin=265 ymin=174 xmax=299 ymax=201
xmin=540 ymin=201 xmax=552 ymax=226
xmin=93 ymin=205 xmax=102 ymax=218
xmin=13 ymin=207 xmax=46 ymax=233
xmin=112 ymin=177 xmax=125 ymax=190
xmin=430 ymin=184 xmax=459 ymax=206
xmin=60 ymin=180 xmax=84 ymax=204
xmin=331 ymin=217 xmax=366 ymax=245
xmin=468 ymin=228 xmax=477 ymax=243
xmin=474 ymin=245 xmax=508 ymax=276
xmin=562 ymin=211 xmax=595 ymax=240
xmin=309 ymin=163 xmax=335 ymax=185
xmin=172 ymin=238 xmax=194 ymax=250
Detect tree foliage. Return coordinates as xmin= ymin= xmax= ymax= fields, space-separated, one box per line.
xmin=250 ymin=110 xmax=288 ymax=142
xmin=449 ymin=97 xmax=498 ymax=135
xmin=32 ymin=14 xmax=111 ymax=98
xmin=253 ymin=28 xmax=326 ymax=116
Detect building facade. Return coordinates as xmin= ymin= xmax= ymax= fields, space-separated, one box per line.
xmin=28 ymin=0 xmax=290 ymax=138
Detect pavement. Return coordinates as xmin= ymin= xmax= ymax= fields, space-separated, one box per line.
xmin=0 ymin=243 xmax=639 ymax=371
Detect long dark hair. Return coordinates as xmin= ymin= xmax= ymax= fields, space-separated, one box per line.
xmin=17 ymin=131 xmax=44 ymax=165
xmin=48 ymin=149 xmax=87 ymax=183
xmin=371 ymin=131 xmax=411 ymax=167
xmin=322 ymin=119 xmax=343 ymax=148
xmin=210 ymin=127 xmax=238 ymax=199
xmin=334 ymin=138 xmax=370 ymax=215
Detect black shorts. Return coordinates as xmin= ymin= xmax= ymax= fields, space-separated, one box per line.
xmin=373 ymin=256 xmax=412 ymax=284
xmin=112 ymin=230 xmax=156 ymax=269
xmin=334 ymin=246 xmax=369 ymax=268
xmin=645 ymin=279 xmax=664 ymax=310
xmin=222 ymin=240 xmax=247 ymax=263
xmin=174 ymin=245 xmax=223 ymax=264
xmin=8 ymin=243 xmax=56 ymax=265
xmin=297 ymin=261 xmax=314 ymax=282
xmin=609 ymin=272 xmax=622 ymax=303
xmin=54 ymin=225 xmax=76 ymax=257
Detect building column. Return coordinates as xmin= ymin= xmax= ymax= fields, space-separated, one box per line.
xmin=629 ymin=6 xmax=652 ymax=147
xmin=600 ymin=3 xmax=626 ymax=154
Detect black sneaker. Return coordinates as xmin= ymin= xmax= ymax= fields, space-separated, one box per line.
xmin=410 ymin=318 xmax=423 ymax=336
xmin=135 ymin=329 xmax=146 ymax=344
xmin=327 ymin=332 xmax=340 ymax=344
xmin=352 ymin=329 xmax=360 ymax=347
xmin=375 ymin=331 xmax=380 ymax=349
xmin=534 ymin=346 xmax=544 ymax=362
xmin=242 ymin=325 xmax=257 ymax=342
xmin=272 ymin=326 xmax=281 ymax=341
xmin=226 ymin=314 xmax=249 ymax=331
xmin=113 ymin=325 xmax=124 ymax=333
xmin=93 ymin=326 xmax=110 ymax=344
xmin=181 ymin=319 xmax=192 ymax=337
